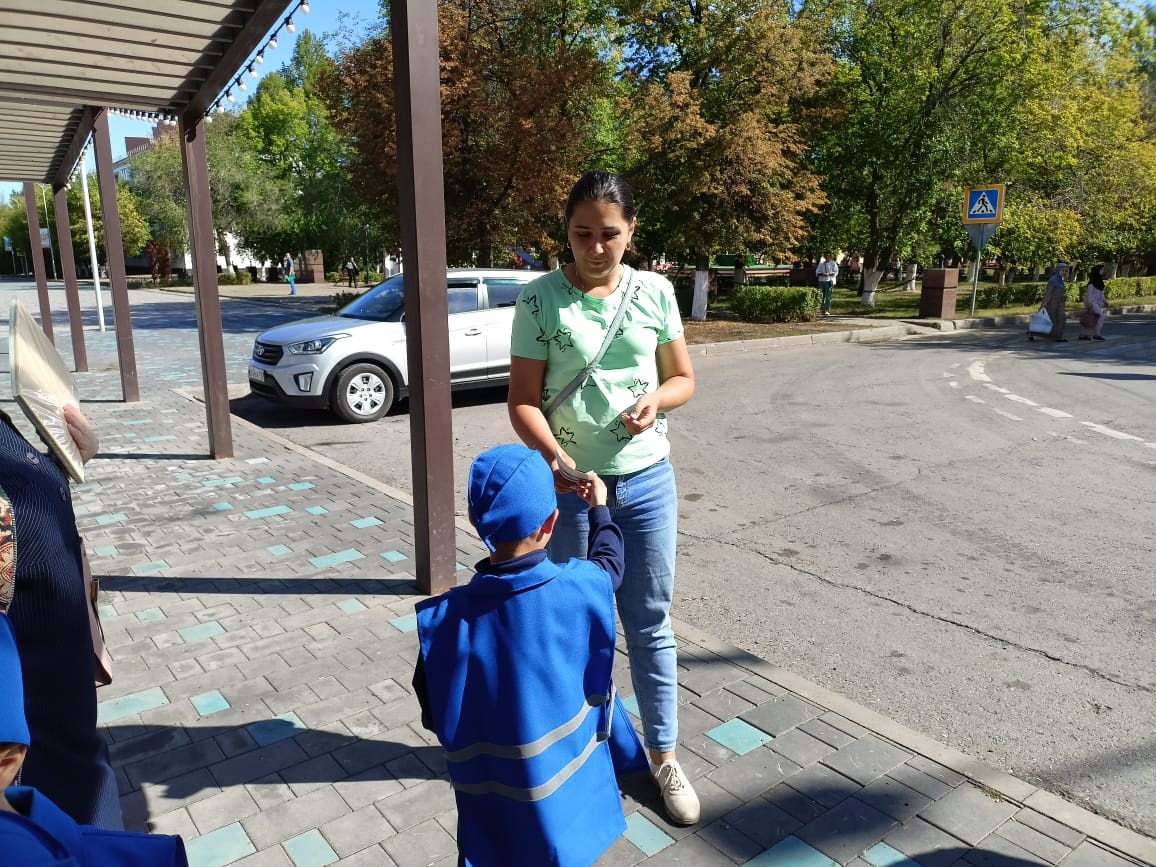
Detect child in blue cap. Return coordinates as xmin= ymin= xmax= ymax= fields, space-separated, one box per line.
xmin=413 ymin=443 xmax=647 ymax=867
xmin=0 ymin=611 xmax=189 ymax=865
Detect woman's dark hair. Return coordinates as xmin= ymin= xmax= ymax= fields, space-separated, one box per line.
xmin=564 ymin=172 xmax=636 ymax=224
xmin=1088 ymin=264 xmax=1106 ymax=290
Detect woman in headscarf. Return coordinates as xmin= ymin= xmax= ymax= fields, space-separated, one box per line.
xmin=1079 ymin=265 xmax=1107 ymax=341
xmin=1032 ymin=261 xmax=1070 ymax=342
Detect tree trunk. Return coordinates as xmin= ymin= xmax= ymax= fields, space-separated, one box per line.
xmin=733 ymin=253 xmax=747 ymax=289
xmin=691 ymin=253 xmax=710 ymax=321
xmin=860 ymin=268 xmax=883 ymax=307
xmin=1104 ymin=261 xmax=1119 ymax=279
xmin=902 ymin=263 xmax=917 ymax=291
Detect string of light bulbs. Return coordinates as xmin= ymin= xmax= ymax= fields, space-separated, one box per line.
xmin=208 ymin=0 xmax=311 ymax=117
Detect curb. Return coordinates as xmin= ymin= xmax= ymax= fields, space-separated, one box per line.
xmin=687 ymin=323 xmax=933 ymax=356
xmin=672 ymin=616 xmax=1156 ymax=864
xmin=903 ymin=303 xmax=1156 ymax=332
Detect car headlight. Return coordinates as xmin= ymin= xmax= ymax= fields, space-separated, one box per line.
xmin=286 ymin=335 xmax=345 ymax=355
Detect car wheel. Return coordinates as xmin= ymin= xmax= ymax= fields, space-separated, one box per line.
xmin=330 ymin=363 xmax=394 ymax=423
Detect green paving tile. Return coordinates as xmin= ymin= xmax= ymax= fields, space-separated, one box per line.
xmin=92 ymin=545 xmax=118 ymax=557
xmin=268 ymin=544 xmax=292 ymax=557
xmin=95 ymin=513 xmax=127 ymax=525
xmin=350 ymin=516 xmax=383 ymax=529
xmin=706 ymin=718 xmax=773 ymax=755
xmin=380 ymin=550 xmax=408 ymax=563
xmin=211 ymin=502 xmax=234 ymax=512
xmin=135 ymin=607 xmax=166 ymax=623
xmin=123 ymin=419 xmax=152 ymax=426
xmin=456 ymin=561 xmax=468 ymax=571
xmin=131 ymin=560 xmax=169 ymax=576
xmin=747 ymin=836 xmax=839 ymax=867
xmin=245 ymin=505 xmax=293 ymax=519
xmin=184 ymin=822 xmax=256 ymax=867
xmin=143 ymin=435 xmax=177 ymax=443
xmin=191 ymin=690 xmax=231 ymax=716
xmin=97 ymin=687 xmax=169 ymax=724
xmin=283 ymin=829 xmax=339 ymax=867
xmin=864 ymin=843 xmax=921 ymax=867
xmin=257 ymin=476 xmax=276 ymax=484
xmin=98 ymin=604 xmax=117 ymax=619
xmin=310 ymin=549 xmax=364 ymax=568
xmin=391 ymin=614 xmax=418 ymax=633
xmin=623 ymin=812 xmax=674 ymax=856
xmin=179 ymin=621 xmax=225 ymax=642
xmin=247 ymin=712 xmax=306 ymax=747
xmin=305 ymin=506 xmax=328 ymax=516
xmin=173 ymin=473 xmax=193 ymax=481
xmin=336 ymin=598 xmax=367 ymax=614
xmin=288 ymin=482 xmax=316 ymax=491
xmin=621 ymin=694 xmax=640 ymax=718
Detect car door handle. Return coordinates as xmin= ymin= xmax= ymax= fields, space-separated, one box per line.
xmin=464 ymin=329 xmax=483 ymax=336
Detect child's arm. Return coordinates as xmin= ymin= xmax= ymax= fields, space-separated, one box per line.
xmin=411 ymin=654 xmax=435 ymax=731
xmin=579 ymin=474 xmax=625 ymax=590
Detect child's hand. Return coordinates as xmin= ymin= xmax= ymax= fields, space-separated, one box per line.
xmin=62 ymin=404 xmax=99 ymax=464
xmin=577 ymin=472 xmax=607 ymax=508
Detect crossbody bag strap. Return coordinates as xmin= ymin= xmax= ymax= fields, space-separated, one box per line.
xmin=544 ymin=268 xmax=636 ymax=420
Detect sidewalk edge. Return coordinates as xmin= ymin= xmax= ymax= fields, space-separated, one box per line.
xmin=670 ymin=615 xmax=1156 ymax=864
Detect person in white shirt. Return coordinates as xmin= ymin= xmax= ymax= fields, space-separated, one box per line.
xmin=816 ymin=253 xmax=839 ymax=316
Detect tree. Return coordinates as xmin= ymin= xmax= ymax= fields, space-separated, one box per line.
xmin=320 ymin=0 xmax=616 ymax=266
xmin=239 ymin=32 xmax=376 ymax=270
xmin=815 ymin=0 xmax=1037 ymax=305
xmin=613 ymin=0 xmax=832 ymax=318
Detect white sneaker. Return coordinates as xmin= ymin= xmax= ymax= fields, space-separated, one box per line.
xmin=652 ymin=760 xmax=700 ymax=825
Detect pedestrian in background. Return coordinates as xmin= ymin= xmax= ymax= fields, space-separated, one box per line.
xmin=344 ymin=259 xmax=359 ymax=289
xmin=508 ymin=171 xmax=701 ymax=827
xmin=815 ymin=252 xmax=839 ymax=316
xmin=1079 ymin=264 xmax=1107 ymax=341
xmin=1032 ymin=261 xmax=1069 ymax=342
xmin=282 ymin=252 xmax=296 ymax=296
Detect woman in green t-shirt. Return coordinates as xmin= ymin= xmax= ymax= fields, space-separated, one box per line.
xmin=508 ymin=172 xmax=700 ymax=826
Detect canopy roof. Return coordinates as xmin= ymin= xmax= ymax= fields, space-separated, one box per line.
xmin=0 ymin=0 xmax=294 ymax=187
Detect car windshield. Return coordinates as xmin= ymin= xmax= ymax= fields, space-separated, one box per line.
xmin=337 ymin=275 xmax=407 ymax=322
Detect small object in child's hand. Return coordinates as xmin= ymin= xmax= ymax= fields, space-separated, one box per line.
xmin=555 ymin=450 xmax=589 ymax=483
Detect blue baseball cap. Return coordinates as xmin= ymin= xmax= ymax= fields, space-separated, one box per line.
xmin=0 ymin=614 xmax=29 ymax=747
xmin=468 ymin=445 xmax=557 ymax=551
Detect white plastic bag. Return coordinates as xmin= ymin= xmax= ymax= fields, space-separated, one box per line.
xmin=1028 ymin=307 xmax=1052 ymax=335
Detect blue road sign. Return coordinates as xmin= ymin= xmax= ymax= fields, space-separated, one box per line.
xmin=963 ymin=185 xmax=1004 ymax=224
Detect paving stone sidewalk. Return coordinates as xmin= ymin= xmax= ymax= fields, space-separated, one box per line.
xmin=4 ymin=285 xmax=1154 ymax=867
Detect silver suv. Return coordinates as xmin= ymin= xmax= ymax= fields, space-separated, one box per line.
xmin=248 ymin=268 xmax=540 ymax=422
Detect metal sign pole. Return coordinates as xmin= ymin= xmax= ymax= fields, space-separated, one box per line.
xmin=966 ymin=223 xmax=995 ymax=316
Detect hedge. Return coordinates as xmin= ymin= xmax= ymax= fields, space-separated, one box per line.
xmin=732 ymin=285 xmax=820 ymax=323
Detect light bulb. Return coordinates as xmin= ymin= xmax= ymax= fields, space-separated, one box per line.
xmin=269 ymin=34 xmax=278 ymax=48
xmin=255 ymin=52 xmax=264 ymax=64
xmin=238 ymin=80 xmax=247 ymax=91
xmin=205 ymin=115 xmax=213 ymax=124
xmin=216 ymin=103 xmax=226 ymax=114
xmin=301 ymin=0 xmax=310 ymax=13
xmin=226 ymin=90 xmax=236 ymax=103
xmin=286 ymin=17 xmax=295 ymax=32
xmin=249 ymin=64 xmax=258 ymax=79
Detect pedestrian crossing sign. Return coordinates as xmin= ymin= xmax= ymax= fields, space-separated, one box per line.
xmin=963 ymin=185 xmax=1004 ymax=224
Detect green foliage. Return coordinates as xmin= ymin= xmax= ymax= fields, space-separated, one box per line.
xmin=216 ymin=270 xmax=254 ymax=285
xmin=1105 ymin=274 xmax=1156 ymax=298
xmin=732 ymin=285 xmax=820 ymax=322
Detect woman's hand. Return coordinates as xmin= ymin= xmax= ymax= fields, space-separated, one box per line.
xmin=552 ymin=449 xmax=588 ymax=494
xmin=62 ymin=404 xmax=99 ymax=464
xmin=621 ymin=393 xmax=662 ymax=437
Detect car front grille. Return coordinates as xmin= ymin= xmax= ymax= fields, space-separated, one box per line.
xmin=253 ymin=341 xmax=283 ymax=364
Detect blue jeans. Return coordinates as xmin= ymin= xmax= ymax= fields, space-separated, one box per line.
xmin=819 ymin=280 xmax=834 ymax=312
xmin=549 ymin=458 xmax=679 ymax=752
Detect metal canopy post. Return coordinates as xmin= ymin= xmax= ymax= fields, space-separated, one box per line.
xmin=54 ymin=184 xmax=89 ymax=373
xmin=179 ymin=111 xmax=234 ymax=459
xmin=392 ymin=0 xmax=456 ymax=596
xmin=22 ymin=181 xmax=54 ymax=342
xmin=92 ymin=109 xmax=140 ymax=403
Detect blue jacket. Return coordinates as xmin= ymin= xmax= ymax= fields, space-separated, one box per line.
xmin=415 ymin=507 xmax=645 ymax=867
xmin=1 ymin=787 xmax=188 ymax=866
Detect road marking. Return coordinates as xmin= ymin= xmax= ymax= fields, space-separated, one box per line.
xmin=1037 ymin=407 xmax=1072 ymax=419
xmin=983 ymin=383 xmax=1010 ymax=394
xmin=967 ymin=361 xmax=990 ymax=382
xmin=1081 ymin=421 xmax=1143 ymax=442
xmin=992 ymin=408 xmax=1023 ymax=421
xmin=949 ymin=381 xmax=960 ymax=389
xmin=965 ymin=395 xmax=985 ymax=403
xmin=1005 ymin=394 xmax=1039 ymax=406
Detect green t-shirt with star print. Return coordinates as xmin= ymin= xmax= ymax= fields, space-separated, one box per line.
xmin=511 ymin=265 xmax=684 ymax=476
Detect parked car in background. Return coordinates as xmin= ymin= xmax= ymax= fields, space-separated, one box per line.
xmin=248 ymin=269 xmax=540 ymax=422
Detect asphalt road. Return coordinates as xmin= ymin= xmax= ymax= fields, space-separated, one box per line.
xmin=231 ymin=311 xmax=1156 ymax=835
